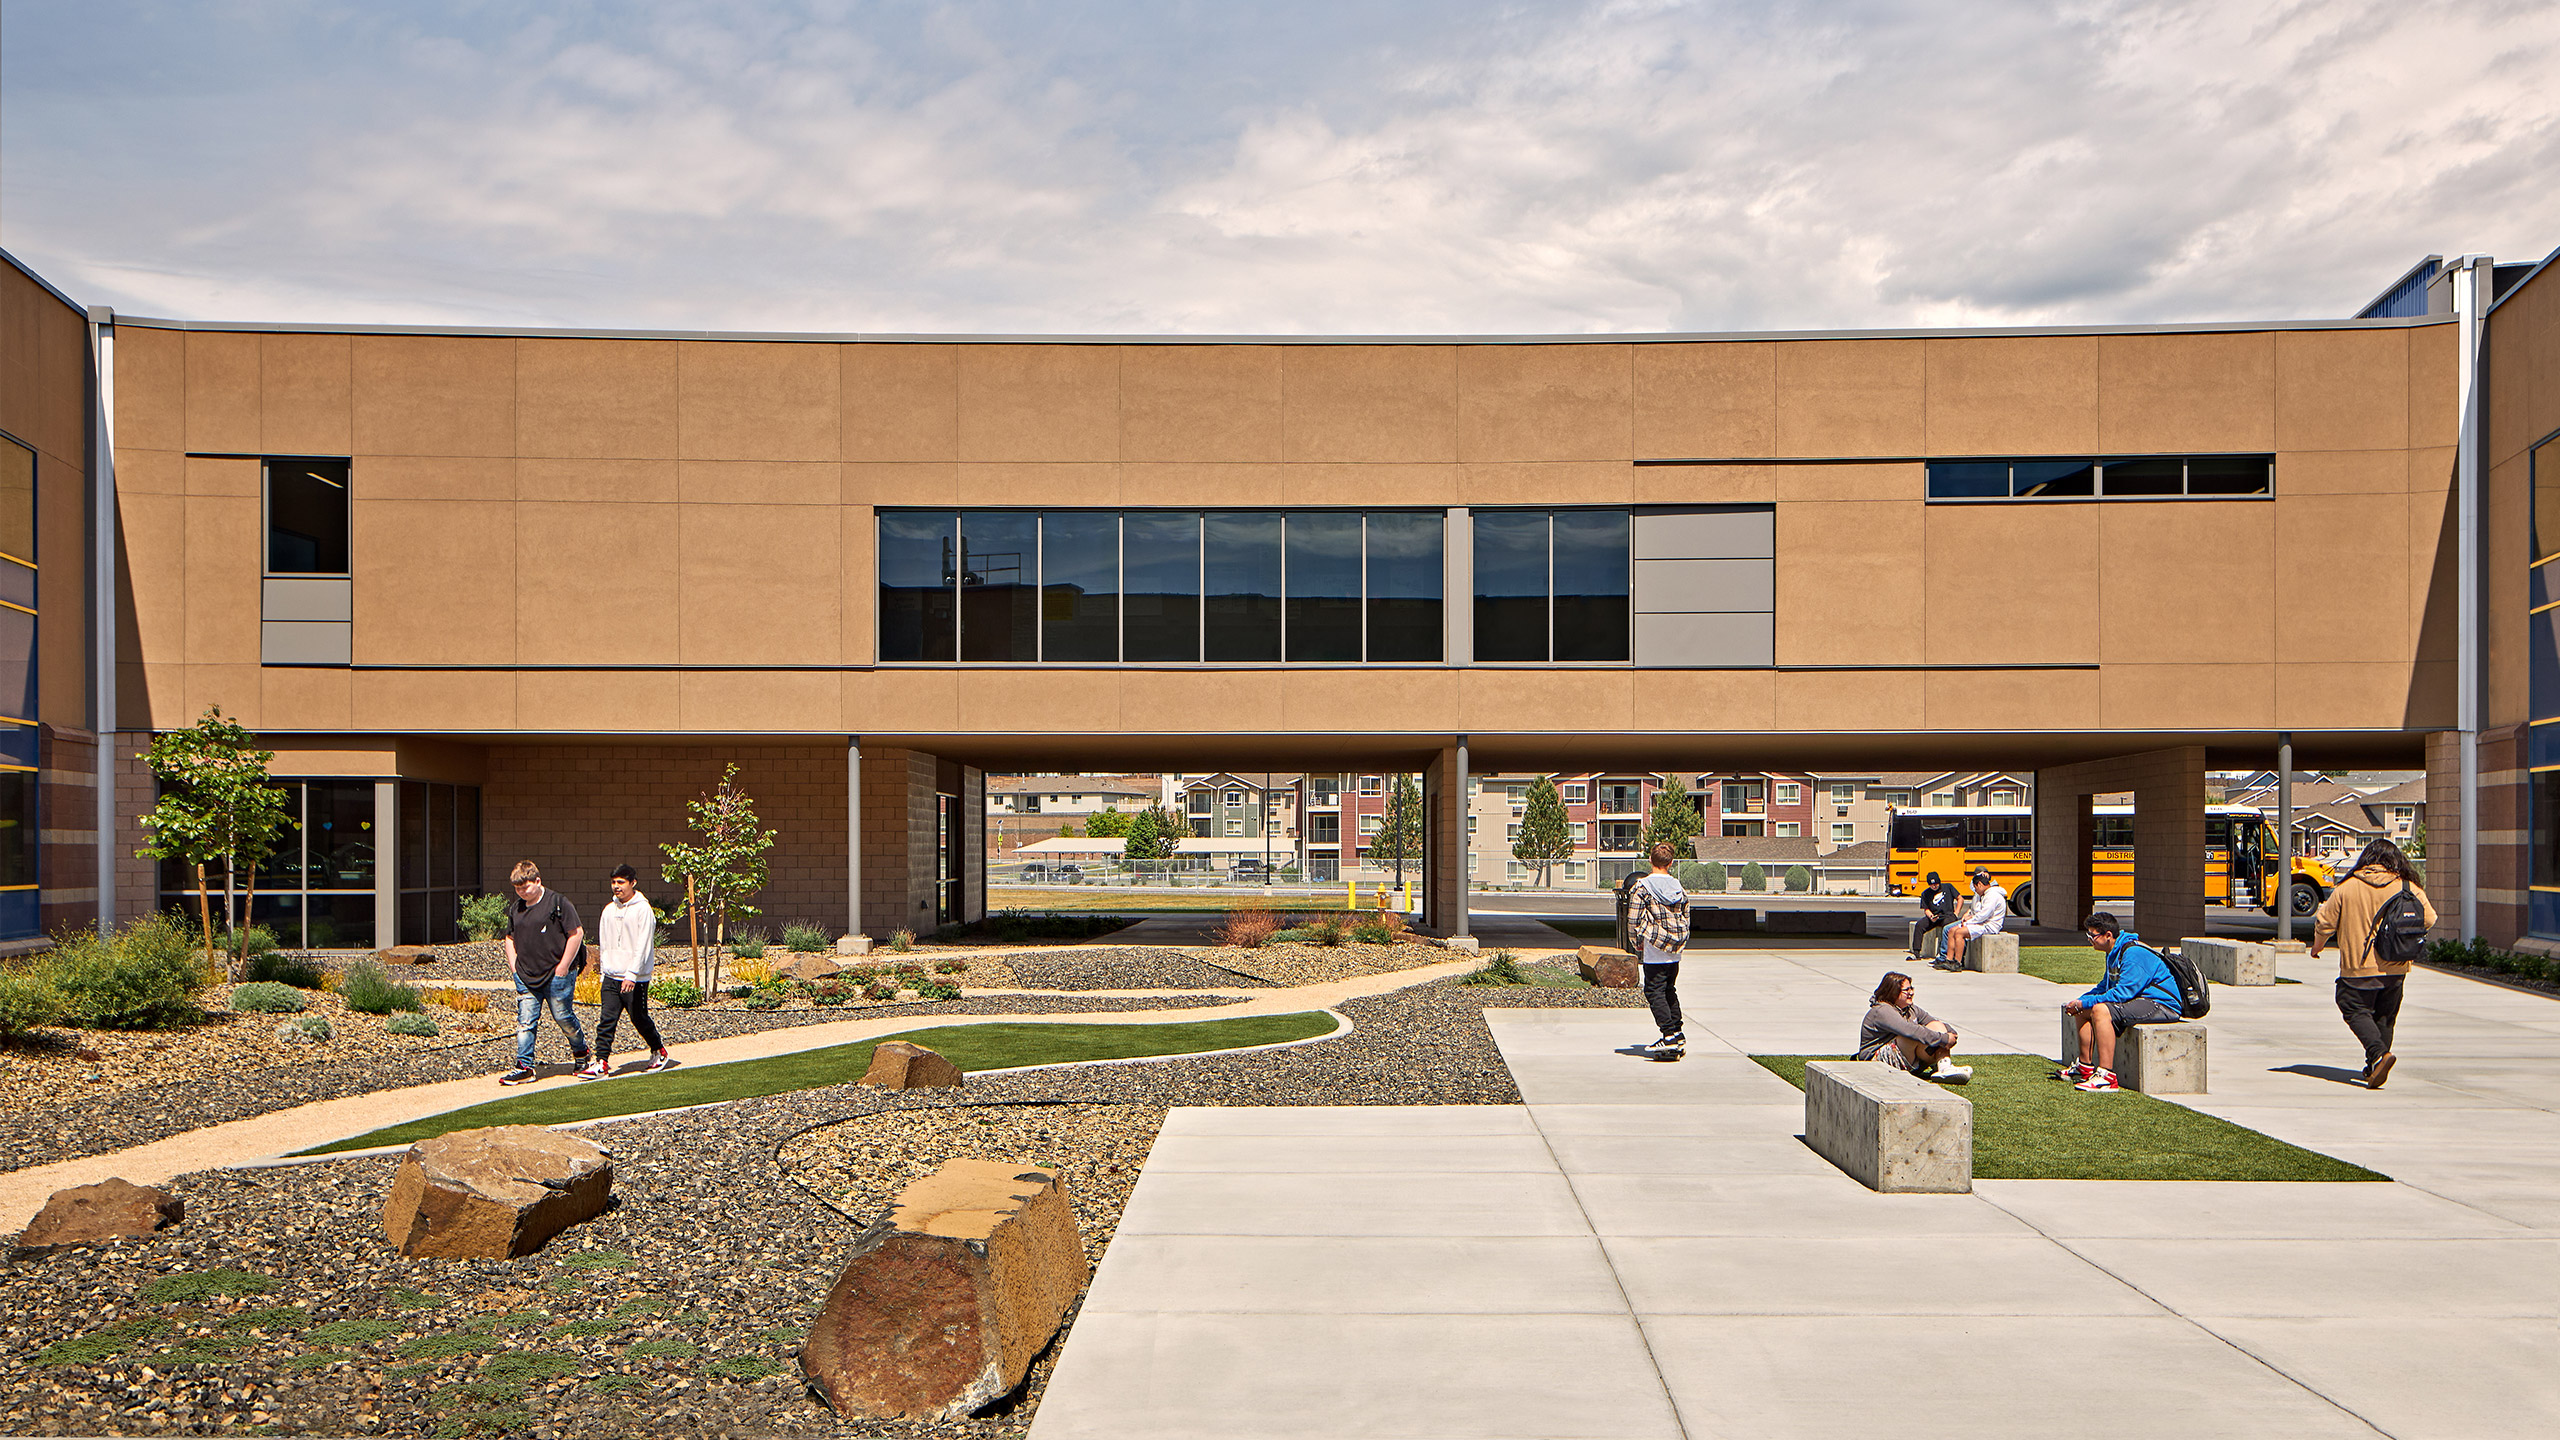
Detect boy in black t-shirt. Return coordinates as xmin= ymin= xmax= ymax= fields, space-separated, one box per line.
xmin=499 ymin=860 xmax=590 ymax=1085
xmin=1915 ymin=871 xmax=1960 ymax=968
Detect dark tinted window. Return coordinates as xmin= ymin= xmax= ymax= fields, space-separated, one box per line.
xmin=1204 ymin=512 xmax=1283 ymax=661
xmin=2188 ymin=455 xmax=2272 ymax=496
xmin=959 ymin=512 xmax=1038 ymax=662
xmin=879 ymin=511 xmax=957 ymax=662
xmin=308 ymin=780 xmax=377 ymax=889
xmin=1041 ymin=512 xmax=1119 ymax=662
xmin=267 ymin=459 xmax=350 ymax=574
xmin=0 ymin=607 xmax=32 ymax=722
xmin=1473 ymin=512 xmax=1549 ymax=662
xmin=0 ymin=770 xmax=31 ymax=889
xmin=1365 ymin=512 xmax=1442 ymax=662
xmin=2535 ymin=771 xmax=2560 ymax=890
xmin=1552 ymin=509 xmax=1630 ymax=662
xmin=1927 ymin=462 xmax=2009 ymax=499
xmin=2103 ymin=459 xmax=2184 ymax=497
xmin=2013 ymin=460 xmax=2095 ymax=498
xmin=0 ymin=436 xmax=30 ymax=565
xmin=1284 ymin=512 xmax=1362 ymax=663
xmin=1123 ymin=512 xmax=1201 ymax=662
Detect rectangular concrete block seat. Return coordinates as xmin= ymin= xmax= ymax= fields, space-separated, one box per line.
xmin=2181 ymin=937 xmax=2275 ymax=985
xmin=2061 ymin=1014 xmax=2208 ymax=1094
xmin=1802 ymin=1059 xmax=1972 ymax=1194
xmin=1961 ymin=933 xmax=2020 ymax=972
xmin=1766 ymin=910 xmax=1865 ymax=934
xmin=1692 ymin=908 xmax=1758 ymax=932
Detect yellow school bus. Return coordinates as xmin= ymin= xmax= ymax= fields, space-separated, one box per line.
xmin=1886 ymin=805 xmax=2335 ymax=920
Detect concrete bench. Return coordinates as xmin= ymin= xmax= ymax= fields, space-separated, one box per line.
xmin=1803 ymin=1060 xmax=1972 ymax=1193
xmin=1767 ymin=910 xmax=1866 ymax=935
xmin=1692 ymin=907 xmax=1758 ymax=932
xmin=1576 ymin=945 xmax=1639 ymax=989
xmin=2059 ymin=1013 xmax=2208 ymax=1093
xmin=2180 ymin=937 xmax=2274 ymax=986
xmin=1960 ymin=933 xmax=2019 ymax=972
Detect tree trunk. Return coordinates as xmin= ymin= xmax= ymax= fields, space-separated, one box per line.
xmin=711 ymin=905 xmax=727 ymax=994
xmin=194 ymin=862 xmax=218 ymax=986
xmin=687 ymin=876 xmax=701 ymax=990
xmin=236 ymin=868 xmax=259 ymax=983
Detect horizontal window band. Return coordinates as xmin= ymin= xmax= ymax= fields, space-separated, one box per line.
xmin=1922 ymin=496 xmax=2271 ymax=506
xmin=1638 ymin=452 xmax=2282 ymax=466
xmin=296 ymin=660 xmax=2104 ymax=673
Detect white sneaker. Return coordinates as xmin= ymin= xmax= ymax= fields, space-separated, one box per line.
xmin=1929 ymin=1064 xmax=1972 ymax=1084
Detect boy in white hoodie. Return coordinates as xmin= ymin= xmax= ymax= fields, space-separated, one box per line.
xmin=579 ymin=865 xmax=674 ymax=1078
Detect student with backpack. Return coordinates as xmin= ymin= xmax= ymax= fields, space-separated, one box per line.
xmin=2057 ymin=911 xmax=2187 ymax=1092
xmin=1628 ymin=844 xmax=1692 ymax=1059
xmin=498 ymin=860 xmax=591 ymax=1086
xmin=2309 ymin=838 xmax=2436 ymax=1089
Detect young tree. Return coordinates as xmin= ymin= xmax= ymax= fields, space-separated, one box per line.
xmin=2404 ymin=819 xmax=2426 ymax=860
xmin=1084 ymin=807 xmax=1132 ymax=838
xmin=1122 ymin=803 xmax=1188 ymax=867
xmin=1512 ymin=776 xmax=1575 ymax=887
xmin=1379 ymin=774 xmax=1425 ymax=888
xmin=136 ymin=706 xmax=296 ymax=982
xmin=660 ymin=763 xmax=778 ymax=991
xmin=1641 ymin=773 xmax=1703 ymax=860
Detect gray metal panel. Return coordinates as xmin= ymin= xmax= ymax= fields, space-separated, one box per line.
xmin=261 ymin=620 xmax=351 ymax=665
xmin=1632 ymin=507 xmax=1774 ymax=560
xmin=1633 ymin=558 xmax=1773 ymax=614
xmin=262 ymin=577 xmax=353 ymax=622
xmin=1633 ymin=612 xmax=1775 ymax=667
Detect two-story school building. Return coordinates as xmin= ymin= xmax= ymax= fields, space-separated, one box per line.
xmin=3 ymin=241 xmax=2556 ymax=953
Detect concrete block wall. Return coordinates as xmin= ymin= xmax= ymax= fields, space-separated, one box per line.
xmin=2432 ymin=723 xmax=2525 ymax=946
xmin=36 ymin=725 xmax=97 ymax=934
xmin=112 ymin=739 xmax=161 ymax=923
xmin=2034 ymin=746 xmax=2207 ymax=944
xmin=859 ymin=748 xmax=940 ymax=938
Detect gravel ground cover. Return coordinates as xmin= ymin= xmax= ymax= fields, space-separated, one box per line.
xmin=990 ymin=947 xmax=1265 ymax=991
xmin=0 ymin=978 xmax=1636 ymax=1438
xmin=1197 ymin=939 xmax=1452 ymax=987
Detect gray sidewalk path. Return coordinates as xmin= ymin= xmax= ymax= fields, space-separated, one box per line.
xmin=1032 ymin=948 xmax=2560 ymax=1440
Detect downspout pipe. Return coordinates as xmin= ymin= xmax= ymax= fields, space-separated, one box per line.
xmin=2277 ymin=735 xmax=2293 ymax=944
xmin=87 ymin=307 xmax=117 ymax=931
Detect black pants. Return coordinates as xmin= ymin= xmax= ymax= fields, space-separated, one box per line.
xmin=596 ymin=980 xmax=665 ymax=1058
xmin=2335 ymin=976 xmax=2404 ymax=1070
xmin=1642 ymin=961 xmax=1681 ymax=1037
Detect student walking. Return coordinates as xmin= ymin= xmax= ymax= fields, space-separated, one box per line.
xmin=1629 ymin=844 xmax=1693 ymax=1059
xmin=580 ymin=864 xmax=674 ymax=1079
xmin=499 ymin=860 xmax=590 ymax=1086
xmin=2309 ymin=838 xmax=2436 ymax=1090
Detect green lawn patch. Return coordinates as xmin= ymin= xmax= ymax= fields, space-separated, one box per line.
xmin=298 ymin=1013 xmax=1337 ymax=1156
xmin=1752 ymin=1054 xmax=2386 ymax=1181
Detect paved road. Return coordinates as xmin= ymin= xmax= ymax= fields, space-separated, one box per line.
xmin=1033 ymin=949 xmax=2560 ymax=1440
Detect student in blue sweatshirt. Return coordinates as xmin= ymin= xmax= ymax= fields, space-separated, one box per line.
xmin=2058 ymin=911 xmax=2184 ymax=1092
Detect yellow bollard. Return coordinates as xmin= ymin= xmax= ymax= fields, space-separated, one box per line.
xmin=1401 ymin=882 xmax=1412 ymax=912
xmin=1346 ymin=879 xmax=1357 ymax=911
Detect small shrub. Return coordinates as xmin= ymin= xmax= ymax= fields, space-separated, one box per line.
xmin=0 ymin=967 xmax=65 ymax=1036
xmin=32 ymin=1333 xmax=131 ymax=1365
xmin=1702 ymin=860 xmax=1727 ymax=892
xmin=1672 ymin=861 xmax=1709 ymax=889
xmin=295 ymin=1013 xmax=335 ymax=1041
xmin=894 ymin=962 xmax=926 ymax=977
xmin=242 ymin=949 xmax=324 ymax=988
xmin=915 ymin=980 xmax=960 ymax=1000
xmin=421 ymin=986 xmax=489 ymax=1014
xmin=1304 ymin=914 xmax=1349 ymax=947
xmin=741 ymin=986 xmax=786 ymax=1011
xmin=572 ymin=970 xmax=600 ymax=1005
xmin=456 ymin=894 xmax=511 ymax=943
xmin=48 ymin=914 xmax=201 ymax=1029
xmin=863 ymin=978 xmax=899 ymax=1001
xmin=933 ymin=957 xmax=968 ymax=974
xmin=219 ymin=923 xmax=283 ymax=961
xmin=809 ymin=979 xmax=851 ymax=1007
xmin=1784 ymin=864 xmax=1813 ymax=893
xmin=652 ymin=976 xmax=704 ymax=1008
xmin=709 ymin=1354 xmax=780 ymax=1380
xmin=341 ymin=961 xmax=423 ymax=1015
xmin=729 ymin=928 xmax=770 ymax=960
xmin=1267 ymin=926 xmax=1316 ymax=944
xmin=480 ymin=1350 xmax=583 ymax=1385
xmin=782 ymin=921 xmax=830 ymax=953
xmin=1218 ymin=910 xmax=1278 ymax=948
xmin=229 ymin=981 xmax=307 ymax=1014
xmin=141 ymin=1268 xmax=279 ymax=1303
xmin=888 ymin=929 xmax=915 ymax=953
xmin=1349 ymin=919 xmax=1394 ymax=945
xmin=1740 ymin=862 xmax=1767 ymax=892
xmin=387 ymin=1012 xmax=441 ymax=1037
xmin=731 ymin=957 xmax=777 ymax=986
xmin=387 ymin=1288 xmax=450 ymax=1311
xmin=1456 ymin=950 xmax=1529 ymax=986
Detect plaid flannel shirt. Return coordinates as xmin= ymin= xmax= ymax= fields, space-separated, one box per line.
xmin=1629 ymin=876 xmax=1691 ymax=957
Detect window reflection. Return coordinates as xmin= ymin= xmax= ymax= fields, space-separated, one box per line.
xmin=1285 ymin=512 xmax=1362 ymax=663
xmin=1552 ymin=510 xmax=1630 ymax=662
xmin=1041 ymin=512 xmax=1119 ymax=662
xmin=1472 ymin=512 xmax=1549 ymax=662
xmin=878 ymin=511 xmax=956 ymax=662
xmin=1365 ymin=512 xmax=1443 ymax=663
xmin=1124 ymin=512 xmax=1202 ymax=662
xmin=1205 ymin=513 xmax=1283 ymax=661
xmin=960 ymin=512 xmax=1038 ymax=662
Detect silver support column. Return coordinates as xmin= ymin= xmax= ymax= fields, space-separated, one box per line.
xmin=1444 ymin=508 xmax=1471 ymax=665
xmin=1453 ymin=734 xmax=1470 ymax=939
xmin=376 ymin=781 xmax=400 ymax=946
xmin=2276 ymin=735 xmax=2294 ymax=944
xmin=89 ymin=306 xmax=118 ymax=929
xmin=845 ymin=737 xmax=862 ymax=940
xmin=2454 ymin=255 xmax=2488 ymax=941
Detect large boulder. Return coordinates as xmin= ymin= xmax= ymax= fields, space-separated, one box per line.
xmin=1575 ymin=945 xmax=1639 ymax=989
xmin=16 ymin=1178 xmax=183 ymax=1250
xmin=800 ymin=1160 xmax=1088 ymax=1420
xmin=373 ymin=946 xmax=437 ymax=967
xmin=772 ymin=954 xmax=844 ymax=983
xmin=861 ymin=1041 xmax=963 ymax=1090
xmin=381 ymin=1126 xmax=612 ymax=1259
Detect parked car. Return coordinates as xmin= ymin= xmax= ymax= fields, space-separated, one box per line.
xmin=1019 ymin=862 xmax=1084 ymax=885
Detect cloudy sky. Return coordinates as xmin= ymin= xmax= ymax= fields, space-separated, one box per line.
xmin=4 ymin=0 xmax=2556 ymax=334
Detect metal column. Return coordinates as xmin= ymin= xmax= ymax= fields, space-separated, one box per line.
xmin=2454 ymin=256 xmax=2487 ymax=941
xmin=1453 ymin=735 xmax=1470 ymax=939
xmin=376 ymin=781 xmax=400 ymax=946
xmin=2276 ymin=735 xmax=2294 ymax=944
xmin=89 ymin=307 xmax=118 ymax=929
xmin=845 ymin=737 xmax=862 ymax=940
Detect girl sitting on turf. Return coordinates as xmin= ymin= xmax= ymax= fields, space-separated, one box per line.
xmin=1857 ymin=971 xmax=1971 ymax=1083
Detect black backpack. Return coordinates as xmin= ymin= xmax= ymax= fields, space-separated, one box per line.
xmin=2154 ymin=943 xmax=2211 ymax=1019
xmin=2369 ymin=880 xmax=2430 ymax=967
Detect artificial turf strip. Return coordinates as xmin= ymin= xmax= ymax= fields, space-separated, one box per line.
xmin=1751 ymin=1054 xmax=2387 ymax=1182
xmin=299 ymin=1012 xmax=1338 ymax=1156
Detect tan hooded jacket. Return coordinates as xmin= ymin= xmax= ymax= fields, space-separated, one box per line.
xmin=2309 ymin=864 xmax=2436 ymax=977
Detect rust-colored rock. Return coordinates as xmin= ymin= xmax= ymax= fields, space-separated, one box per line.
xmin=16 ymin=1178 xmax=183 ymax=1250
xmin=1576 ymin=945 xmax=1640 ymax=989
xmin=800 ymin=1160 xmax=1088 ymax=1420
xmin=861 ymin=1041 xmax=963 ymax=1089
xmin=373 ymin=946 xmax=437 ymax=966
xmin=380 ymin=1125 xmax=612 ymax=1259
xmin=772 ymin=953 xmax=843 ymax=983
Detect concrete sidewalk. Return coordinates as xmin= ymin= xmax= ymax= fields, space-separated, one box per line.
xmin=1032 ymin=948 xmax=2560 ymax=1440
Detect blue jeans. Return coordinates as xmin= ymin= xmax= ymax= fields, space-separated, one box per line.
xmin=513 ymin=971 xmax=589 ymax=1069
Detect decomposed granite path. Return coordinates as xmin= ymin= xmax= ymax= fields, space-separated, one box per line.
xmin=0 ymin=956 xmax=1488 ymax=1236
xmin=1032 ymin=945 xmax=2560 ymax=1440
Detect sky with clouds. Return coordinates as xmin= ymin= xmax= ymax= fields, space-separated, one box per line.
xmin=4 ymin=0 xmax=2556 ymax=335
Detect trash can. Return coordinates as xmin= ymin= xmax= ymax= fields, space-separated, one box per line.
xmin=1614 ymin=870 xmax=1644 ymax=955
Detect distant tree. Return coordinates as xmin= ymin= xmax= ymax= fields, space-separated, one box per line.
xmin=137 ymin=707 xmax=296 ymax=982
xmin=1084 ymin=807 xmax=1132 ymax=839
xmin=1055 ymin=821 xmax=1079 ymax=837
xmin=1379 ymin=774 xmax=1425 ymax=887
xmin=1512 ymin=777 xmax=1575 ymax=887
xmin=1740 ymin=861 xmax=1768 ymax=892
xmin=1123 ymin=803 xmax=1188 ymax=864
xmin=2403 ymin=819 xmax=2425 ymax=860
xmin=1641 ymin=774 xmax=1703 ymax=859
xmin=1702 ymin=860 xmax=1727 ymax=893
